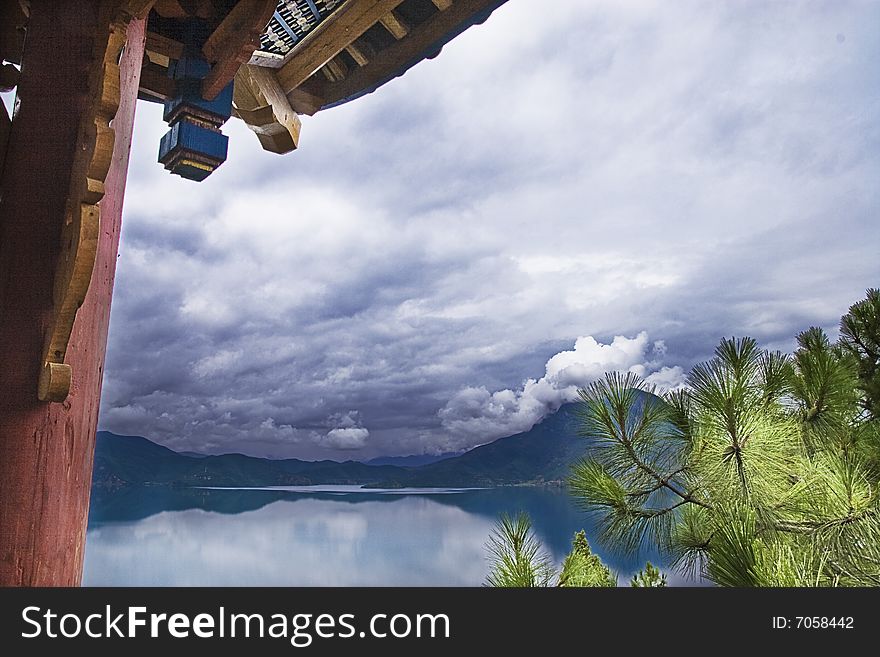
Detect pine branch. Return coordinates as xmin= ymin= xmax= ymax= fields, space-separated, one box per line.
xmin=616 ymin=433 xmax=712 ymax=510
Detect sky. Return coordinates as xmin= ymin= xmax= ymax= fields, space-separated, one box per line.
xmin=88 ymin=0 xmax=879 ymax=459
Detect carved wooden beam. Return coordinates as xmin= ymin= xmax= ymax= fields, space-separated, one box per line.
xmin=234 ymin=64 xmax=302 ymax=154
xmin=201 ymin=0 xmax=277 ymax=100
xmin=38 ymin=0 xmax=155 ymax=402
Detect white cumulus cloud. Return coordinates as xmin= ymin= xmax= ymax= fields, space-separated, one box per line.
xmin=438 ymin=332 xmax=686 ymax=447
xmin=323 ymin=427 xmax=370 ymax=450
xmin=320 ymin=411 xmax=371 ymax=451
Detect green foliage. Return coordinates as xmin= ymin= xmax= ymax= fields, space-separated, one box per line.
xmin=840 ymin=288 xmax=880 ymax=419
xmin=484 ymin=512 xmax=554 ymax=587
xmin=630 ymin=562 xmax=666 ymax=587
xmin=568 ymin=314 xmax=880 ymax=587
xmin=791 ymin=327 xmax=860 ymax=452
xmin=484 ymin=517 xmax=616 ymax=587
xmin=558 ymin=531 xmax=617 ymax=587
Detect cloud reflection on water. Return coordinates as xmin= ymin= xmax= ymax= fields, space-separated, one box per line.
xmin=84 ymin=488 xmax=695 ymax=586
xmin=85 ymin=496 xmax=494 ymax=586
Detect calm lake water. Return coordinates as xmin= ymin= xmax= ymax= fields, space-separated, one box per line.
xmin=83 ymin=486 xmax=688 ymax=586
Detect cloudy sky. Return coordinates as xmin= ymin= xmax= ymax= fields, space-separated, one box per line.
xmin=95 ymin=0 xmax=879 ymax=459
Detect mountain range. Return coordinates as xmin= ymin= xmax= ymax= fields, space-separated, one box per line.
xmin=92 ymin=402 xmax=588 ymax=490
xmin=363 ymin=452 xmax=461 ymax=467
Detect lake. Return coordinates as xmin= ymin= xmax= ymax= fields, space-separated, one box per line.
xmin=83 ymin=485 xmax=688 ymax=586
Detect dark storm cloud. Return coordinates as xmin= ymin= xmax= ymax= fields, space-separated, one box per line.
xmin=99 ymin=0 xmax=880 ymax=458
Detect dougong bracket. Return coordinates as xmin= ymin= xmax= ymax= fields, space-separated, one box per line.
xmin=157 ymin=48 xmax=233 ymax=181
xmin=151 ymin=0 xmax=277 ymax=181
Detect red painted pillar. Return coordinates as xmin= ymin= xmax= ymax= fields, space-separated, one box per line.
xmin=0 ymin=7 xmax=145 ymax=586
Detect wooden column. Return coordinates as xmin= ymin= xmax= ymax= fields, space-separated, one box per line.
xmin=0 ymin=4 xmax=146 ymax=586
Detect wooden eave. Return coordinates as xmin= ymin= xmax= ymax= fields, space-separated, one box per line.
xmin=135 ymin=0 xmax=508 ymax=154
xmin=264 ymin=0 xmax=508 ymax=115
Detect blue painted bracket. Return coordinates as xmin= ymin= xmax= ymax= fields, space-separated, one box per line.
xmin=157 ymin=52 xmax=233 ymax=181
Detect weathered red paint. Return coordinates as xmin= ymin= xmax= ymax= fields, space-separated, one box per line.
xmin=0 ymin=7 xmax=145 ymax=586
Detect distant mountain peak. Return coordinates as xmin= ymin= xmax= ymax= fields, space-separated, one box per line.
xmin=363 ymin=452 xmax=463 ymax=467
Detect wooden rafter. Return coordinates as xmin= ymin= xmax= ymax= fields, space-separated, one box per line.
xmin=379 ymin=11 xmax=409 ymax=39
xmin=276 ymin=0 xmax=405 ymax=95
xmin=345 ymin=42 xmax=370 ymax=67
xmin=301 ymin=0 xmax=502 ymax=111
xmin=145 ymin=30 xmax=184 ymax=60
xmin=201 ymin=0 xmax=277 ymax=100
xmin=287 ymin=86 xmax=324 ymax=115
xmin=227 ymin=0 xmax=506 ymax=149
xmin=323 ymin=57 xmax=348 ymax=82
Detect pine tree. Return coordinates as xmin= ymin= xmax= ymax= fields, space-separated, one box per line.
xmin=630 ymin=562 xmax=666 ymax=587
xmin=839 ymin=288 xmax=880 ymax=420
xmin=568 ymin=333 xmax=880 ymax=587
xmin=484 ymin=512 xmax=554 ymax=587
xmin=558 ymin=530 xmax=617 ymax=587
xmin=484 ymin=516 xmax=617 ymax=587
